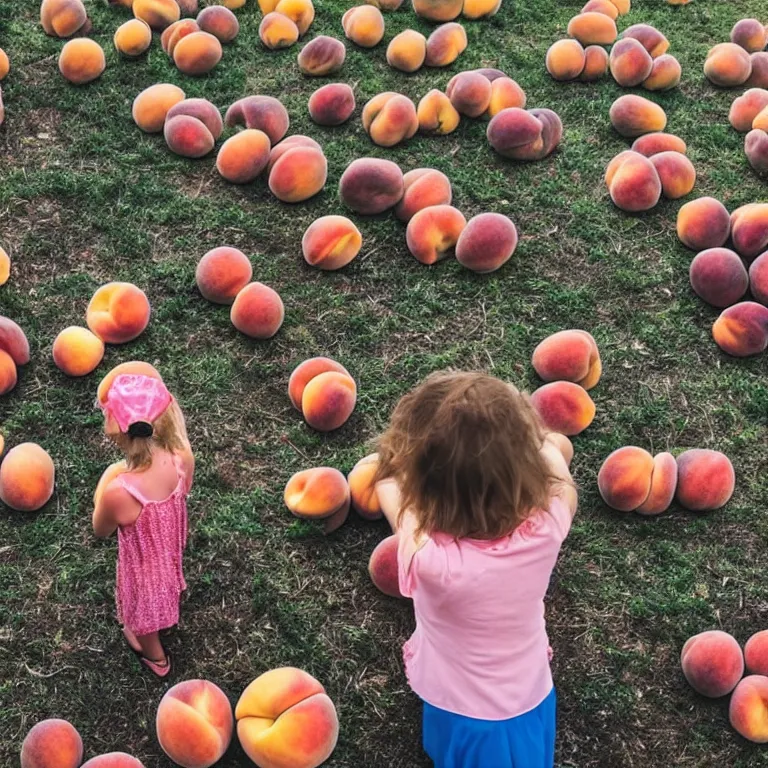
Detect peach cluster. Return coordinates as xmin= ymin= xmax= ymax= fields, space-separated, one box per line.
xmin=731 ymin=88 xmax=768 ymax=174
xmin=284 ymin=467 xmax=350 ymax=532
xmin=610 ymin=25 xmax=681 ymax=91
xmin=288 ymin=356 xmax=357 ymax=431
xmin=258 ymin=0 xmax=315 ymax=49
xmin=164 ymin=98 xmax=223 ymax=158
xmin=0 ymin=315 xmax=30 ymax=396
xmin=41 ymin=0 xmax=91 ymax=38
xmin=369 ymin=535 xmax=403 ymax=597
xmin=487 ymin=107 xmax=563 ymax=161
xmin=412 ymin=0 xmax=501 ymax=21
xmin=0 ymin=442 xmax=56 ymax=512
xmin=532 ymin=330 xmax=602 ymax=389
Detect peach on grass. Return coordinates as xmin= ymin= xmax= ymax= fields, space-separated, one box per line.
xmin=177 ymin=0 xmax=199 ymax=14
xmin=0 ymin=350 xmax=16 ymax=395
xmin=406 ymin=205 xmax=467 ymax=265
xmin=308 ymin=83 xmax=355 ymax=125
xmin=417 ymin=90 xmax=460 ymax=135
xmin=650 ymin=151 xmax=695 ymax=199
xmin=487 ymin=107 xmax=562 ymax=161
xmin=609 ymin=38 xmax=652 ymax=88
xmin=161 ymin=19 xmax=201 ymax=56
xmin=298 ymin=35 xmax=346 ymax=76
xmin=230 ymin=282 xmax=284 ymax=339
xmin=580 ymin=45 xmax=609 ymax=81
xmin=133 ymin=0 xmax=180 ymax=29
xmin=620 ymin=23 xmax=668 ymax=58
xmin=747 ymin=53 xmax=768 ymax=89
xmin=268 ymin=145 xmax=327 ymax=203
xmin=610 ymin=0 xmax=630 ymax=13
xmin=302 ymin=371 xmax=357 ymax=431
xmin=114 ymin=19 xmax=152 ymax=57
xmin=704 ymin=43 xmax=752 ymax=88
xmin=455 ymin=212 xmax=517 ymax=273
xmin=747 ymin=129 xmax=768 ymax=175
xmin=156 ymin=680 xmax=233 ymax=768
xmin=412 ymin=0 xmax=462 ymax=22
xmin=0 ymin=315 xmax=30 ymax=365
xmin=746 ymin=632 xmax=768 ymax=676
xmin=40 ymin=0 xmax=88 ymax=38
xmin=87 ymin=282 xmax=150 ymax=344
xmin=20 ymin=719 xmax=83 ymax=768
xmin=339 ymin=157 xmax=404 ymax=215
xmin=348 ymin=454 xmax=382 ymax=519
xmin=236 ymin=668 xmax=339 ymax=768
xmin=197 ymin=5 xmax=239 ymax=43
xmin=462 ymin=0 xmax=500 ymax=19
xmin=425 ymin=22 xmax=467 ymax=68
xmin=225 ymin=96 xmax=289 ymax=145
xmin=532 ymin=329 xmax=601 ymax=389
xmin=730 ymin=676 xmax=768 ymax=743
xmin=284 ymin=467 xmax=350 ymax=532
xmin=530 ymin=381 xmax=596 ymax=436
xmin=97 ymin=361 xmax=163 ymax=405
xmin=386 ymin=29 xmax=426 ymax=73
xmin=689 ymin=248 xmax=748 ymax=308
xmin=631 ymin=132 xmax=686 ymax=156
xmin=643 ymin=54 xmax=681 ymax=91
xmin=266 ymin=135 xmax=322 ymax=173
xmin=567 ymin=12 xmax=617 ymax=46
xmin=749 ymin=251 xmax=768 ymax=305
xmin=606 ymin=151 xmax=661 ymax=212
xmin=168 ymin=97 xmax=223 ymax=138
xmin=712 ymin=301 xmax=768 ymax=357
xmin=216 ymin=129 xmax=271 ymax=184
xmin=0 ymin=246 xmax=8 ymax=285
xmin=53 ymin=326 xmax=105 ymax=377
xmin=731 ymin=18 xmax=767 ymax=53
xmin=0 ymin=443 xmax=55 ymax=512
xmin=165 ymin=114 xmax=215 ymax=158
xmin=132 ymin=83 xmax=186 ymax=133
xmin=342 ymin=5 xmax=385 ymax=48
xmin=609 ymin=94 xmax=667 ymax=137
xmin=260 ymin=12 xmax=299 ymax=49
xmin=0 ymin=49 xmax=8 ymax=81
xmin=173 ymin=31 xmax=223 ymax=75
xmin=395 ymin=168 xmax=452 ymax=222
xmin=59 ymin=39 xmax=106 ymax=85
xmin=546 ymin=39 xmax=586 ymax=81
xmin=196 ymin=246 xmax=253 ymax=304
xmin=302 ymin=216 xmax=361 ymax=270
xmin=288 ymin=357 xmax=350 ymax=410
xmin=677 ymin=197 xmax=730 ymax=251
xmin=447 ymin=71 xmax=492 ymax=117
xmin=676 ymin=449 xmax=735 ymax=511
xmin=81 ymin=755 xmax=145 ymax=768
xmin=681 ymin=630 xmax=743 ymax=697
xmin=473 ymin=67 xmax=507 ymax=82
xmin=582 ymin=0 xmax=618 ymax=18
xmin=362 ymin=92 xmax=418 ymax=147
xmin=275 ymin=0 xmax=315 ymax=36
xmin=487 ymin=77 xmax=527 ymax=115
xmin=731 ymin=203 xmax=768 ymax=259
xmin=369 ymin=535 xmax=402 ymax=597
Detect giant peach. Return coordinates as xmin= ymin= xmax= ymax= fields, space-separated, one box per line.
xmin=302 ymin=216 xmax=362 ymax=270
xmin=676 ymin=449 xmax=735 ymax=511
xmin=462 ymin=0 xmax=500 ymax=19
xmin=631 ymin=132 xmax=687 ymax=157
xmin=609 ymin=94 xmax=667 ymax=137
xmin=731 ymin=18 xmax=767 ymax=53
xmin=52 ymin=326 xmax=105 ymax=376
xmin=446 ymin=70 xmax=491 ymax=117
xmin=274 ymin=0 xmax=315 ymax=36
xmin=386 ymin=29 xmax=426 ymax=73
xmin=342 ymin=5 xmax=385 ymax=48
xmin=268 ymin=145 xmax=327 ymax=202
xmin=161 ymin=19 xmax=201 ymax=55
xmin=173 ymin=31 xmax=223 ymax=75
xmin=487 ymin=77 xmax=527 ymax=115
xmin=0 ymin=349 xmax=17 ymax=395
xmin=0 ymin=443 xmax=55 ymax=512
xmin=0 ymin=316 xmax=30 ymax=365
xmin=348 ymin=454 xmax=382 ymax=520
xmin=230 ymin=282 xmax=284 ymax=339
xmin=598 ymin=446 xmax=677 ymax=514
xmin=284 ymin=467 xmax=350 ymax=532
xmin=731 ymin=203 xmax=768 ymax=259
xmin=747 ymin=52 xmax=768 ymax=89
xmin=704 ymin=43 xmax=752 ymax=87
xmin=487 ymin=107 xmax=562 ymax=160
xmin=259 ymin=12 xmax=299 ymax=49
xmin=606 ymin=151 xmax=661 ymax=212
xmin=164 ymin=114 xmax=215 ymax=158
xmin=580 ymin=45 xmax=609 ymax=81
xmin=749 ymin=251 xmax=768 ymax=305
xmin=643 ymin=54 xmax=682 ymax=91
xmin=530 ymin=381 xmax=596 ymax=436
xmin=40 ymin=0 xmax=88 ymax=38
xmin=87 ymin=282 xmax=150 ymax=344
xmin=288 ymin=357 xmax=351 ymax=410
xmin=369 ymin=535 xmax=402 ymax=597
xmin=747 ymin=129 xmax=768 ymax=175
xmin=81 ymin=755 xmax=145 ymax=768
xmin=167 ymin=97 xmax=223 ymax=138
xmin=196 ymin=5 xmax=239 ymax=43
xmin=416 ymin=89 xmax=460 ymax=135
xmin=582 ymin=0 xmax=618 ymax=18
xmin=412 ymin=0 xmax=462 ymax=22
xmin=620 ymin=23 xmax=668 ymax=57
xmin=730 ymin=676 xmax=768 ymax=743
xmin=610 ymin=37 xmax=652 ymax=87
xmin=406 ymin=205 xmax=467 ymax=265
xmin=425 ymin=22 xmax=467 ymax=67
xmin=20 ymin=719 xmax=83 ymax=768
xmin=650 ymin=151 xmax=696 ymax=199
xmin=196 ymin=246 xmax=253 ymax=304
xmin=546 ymin=39 xmax=586 ymax=81
xmin=567 ymin=12 xmax=617 ymax=46
xmin=297 ymin=35 xmax=346 ymax=76
xmin=681 ymin=630 xmax=743 ymax=697
xmin=455 ymin=212 xmax=517 ymax=273
xmin=114 ymin=18 xmax=152 ymax=57
xmin=133 ymin=0 xmax=180 ymax=29
xmin=266 ymin=134 xmax=322 ymax=173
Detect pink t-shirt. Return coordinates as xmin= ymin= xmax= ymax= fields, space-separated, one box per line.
xmin=398 ymin=496 xmax=571 ymax=721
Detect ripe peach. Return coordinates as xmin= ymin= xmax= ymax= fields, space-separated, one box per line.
xmin=530 ymin=381 xmax=596 ymax=436
xmin=259 ymin=12 xmax=299 ymax=49
xmin=745 ymin=632 xmax=768 ymax=677
xmin=731 ymin=18 xmax=767 ymax=53
xmin=308 ymin=82 xmax=355 ymax=125
xmin=52 ymin=326 xmax=104 ymax=376
xmin=284 ymin=467 xmax=350 ymax=532
xmin=164 ymin=114 xmax=215 ymax=158
xmin=0 ymin=50 xmax=8 ymax=81
xmin=266 ymin=134 xmax=321 ymax=173
xmin=406 ymin=205 xmax=466 ymax=265
xmin=173 ymin=31 xmax=223 ymax=75
xmin=0 ymin=246 xmax=8 ymax=285
xmin=369 ymin=535 xmax=402 ymax=597
xmin=216 ymin=129 xmax=271 ymax=184
xmin=580 ymin=45 xmax=609 ymax=81
xmin=487 ymin=107 xmax=562 ymax=160
xmin=425 ymin=22 xmax=467 ymax=68
xmin=606 ymin=150 xmax=661 ymax=212
xmin=731 ymin=203 xmax=768 ymax=259
xmin=161 ymin=19 xmax=201 ymax=55
xmin=156 ymin=680 xmax=233 ymax=768
xmin=417 ymin=89 xmax=460 ymax=135
xmin=0 ymin=316 xmax=29 ymax=365
xmin=342 ymin=5 xmax=385 ymax=48
xmin=712 ymin=301 xmax=768 ymax=356
xmin=59 ymin=39 xmax=106 ymax=85
xmin=609 ymin=94 xmax=667 ymax=137
xmin=637 ymin=452 xmax=678 ymax=515
xmin=650 ymin=151 xmax=695 ymax=199
xmin=114 ymin=19 xmax=152 ymax=57
xmin=609 ymin=0 xmax=630 ymax=11
xmin=546 ymin=39 xmax=586 ymax=81
xmin=610 ymin=37 xmax=653 ymax=87
xmin=177 ymin=0 xmax=199 ymax=14
xmin=462 ymin=0 xmax=500 ymax=19
xmin=274 ymin=0 xmax=315 ymax=36
xmin=132 ymin=83 xmax=186 ymax=133
xmin=677 ymin=197 xmax=731 ymax=250
xmin=582 ymin=0 xmax=618 ymax=18
xmin=395 ymin=168 xmax=452 ymax=222
xmin=704 ymin=43 xmax=752 ymax=87
xmin=598 ymin=447 xmax=677 ymax=514
xmin=643 ymin=53 xmax=681 ymax=91
xmin=302 ymin=371 xmax=357 ymax=431
xmin=288 ymin=357 xmax=350 ymax=410
xmin=731 ymin=89 xmax=768 ymax=132
xmin=133 ymin=0 xmax=180 ymax=29
xmin=730 ymin=676 xmax=768 ymax=743
xmin=20 ymin=719 xmax=83 ymax=768
xmin=620 ymin=23 xmax=668 ymax=58
xmin=97 ymin=361 xmax=163 ymax=405
xmin=225 ymin=95 xmax=289 ymax=145
xmin=362 ymin=92 xmax=418 ymax=147
xmin=447 ymin=71 xmax=492 ymax=117
xmin=386 ymin=29 xmax=426 ymax=73
xmin=487 ymin=77 xmax=526 ymax=115
xmin=230 ymin=282 xmax=284 ymax=339
xmin=746 ymin=52 xmax=768 ymax=89
xmin=40 ymin=0 xmax=88 ymax=38
xmin=196 ymin=246 xmax=253 ymax=304
xmin=196 ymin=6 xmax=239 ymax=43
xmin=0 ymin=443 xmax=55 ymax=512
xmin=268 ymin=145 xmax=327 ymax=203
xmin=631 ymin=132 xmax=687 ymax=156
xmin=302 ymin=215 xmax=362 ymax=270
xmin=681 ymin=630 xmax=743 ymax=697
xmin=749 ymin=251 xmax=768 ymax=305
xmin=472 ymin=67 xmax=507 ymax=82
xmin=367 ymin=0 xmax=403 ymax=9
xmin=567 ymin=12 xmax=617 ymax=46
xmin=298 ymin=35 xmax=345 ymax=75
xmin=532 ymin=329 xmax=601 ymax=389
xmin=339 ymin=157 xmax=404 ymax=215
xmin=167 ymin=97 xmax=223 ymax=138
xmin=348 ymin=454 xmax=382 ymax=520
xmin=236 ymin=668 xmax=339 ymax=766
xmin=81 ymin=756 xmax=145 ymax=768
xmin=689 ymin=248 xmax=748 ymax=308
xmin=676 ymin=449 xmax=735 ymax=511
xmin=0 ymin=349 xmax=15 ymax=396
xmin=412 ymin=0 xmax=462 ymax=22
xmin=455 ymin=212 xmax=517 ymax=273
xmin=87 ymin=282 xmax=150 ymax=344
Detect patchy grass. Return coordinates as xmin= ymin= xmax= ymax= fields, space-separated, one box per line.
xmin=2 ymin=0 xmax=768 ymax=765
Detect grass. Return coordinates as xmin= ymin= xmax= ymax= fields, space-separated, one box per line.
xmin=1 ymin=0 xmax=768 ymax=765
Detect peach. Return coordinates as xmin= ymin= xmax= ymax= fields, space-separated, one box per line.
xmin=156 ymin=680 xmax=233 ymax=768
xmin=676 ymin=448 xmax=735 ymax=511
xmin=259 ymin=12 xmax=299 ymax=49
xmin=298 ymin=35 xmax=346 ymax=76
xmin=545 ymin=39 xmax=586 ymax=81
xmin=412 ymin=0 xmax=462 ymax=22
xmin=730 ymin=676 xmax=768 ymax=743
xmin=609 ymin=0 xmax=630 ymax=12
xmin=731 ymin=203 xmax=768 ymax=259
xmin=197 ymin=5 xmax=239 ymax=43
xmin=473 ymin=67 xmax=507 ymax=82
xmin=746 ymin=52 xmax=768 ymax=89
xmin=302 ymin=216 xmax=361 ymax=270
xmin=268 ymin=145 xmax=327 ymax=202
xmin=487 ymin=107 xmax=562 ymax=160
xmin=236 ymin=668 xmax=339 ymax=767
xmin=97 ymin=361 xmax=163 ymax=405
xmin=167 ymin=98 xmax=223 ymax=139
xmin=487 ymin=77 xmax=527 ymax=115
xmin=362 ymin=92 xmax=418 ymax=147
xmin=677 ymin=197 xmax=730 ymax=250
xmin=87 ymin=282 xmax=150 ymax=344
xmin=582 ymin=0 xmax=617 ymax=17
xmin=81 ymin=756 xmax=145 ymax=768
xmin=681 ymin=630 xmax=743 ymax=697
xmin=0 ymin=349 xmax=16 ymax=395
xmin=114 ymin=19 xmax=152 ymax=57
xmin=339 ymin=157 xmax=404 ymax=215
xmin=348 ymin=454 xmax=382 ymax=520
xmin=731 ymin=18 xmax=767 ymax=53
xmin=416 ymin=89 xmax=460 ymax=135
xmin=580 ymin=45 xmax=609 ymax=81
xmin=0 ymin=49 xmax=8 ymax=81
xmin=133 ymin=0 xmax=180 ymax=29
xmin=395 ymin=168 xmax=452 ymax=222
xmin=40 ymin=0 xmax=88 ymax=38
xmin=225 ymin=96 xmax=289 ymax=145
xmin=161 ymin=19 xmax=201 ymax=56
xmin=274 ymin=0 xmax=315 ymax=36
xmin=406 ymin=205 xmax=466 ymax=265
xmin=230 ymin=282 xmax=284 ymax=339
xmin=288 ymin=357 xmax=350 ymax=410
xmin=746 ymin=129 xmax=768 ymax=175
xmin=0 ymin=246 xmax=8 ymax=285
xmin=745 ymin=632 xmax=768 ymax=676
xmin=259 ymin=0 xmax=281 ymax=12
xmin=609 ymin=94 xmax=667 ymax=137
xmin=266 ymin=134 xmax=321 ymax=172
xmin=177 ymin=0 xmax=198 ymax=14
xmin=631 ymin=132 xmax=687 ymax=156
xmin=620 ymin=24 xmax=668 ymax=58
xmin=610 ymin=38 xmax=653 ymax=87
xmin=196 ymin=246 xmax=253 ymax=304
xmin=425 ymin=22 xmax=467 ymax=67
xmin=0 ymin=316 xmax=29 ymax=365
xmin=567 ymin=12 xmax=617 ymax=46
xmin=0 ymin=443 xmax=55 ymax=512
xmin=455 ymin=212 xmax=517 ymax=273
xmin=462 ymin=0 xmax=500 ymax=19
xmin=704 ymin=43 xmax=752 ymax=87
xmin=132 ymin=83 xmax=186 ymax=132
xmin=637 ymin=452 xmax=678 ymax=515
xmin=369 ymin=535 xmax=402 ymax=597
xmin=342 ymin=5 xmax=385 ymax=48
xmin=52 ymin=326 xmax=105 ymax=376
xmin=643 ymin=53 xmax=681 ymax=91
xmin=367 ymin=0 xmax=403 ymax=8
xmin=302 ymin=371 xmax=357 ymax=431
xmin=173 ymin=31 xmax=223 ymax=75
xmin=712 ymin=301 xmax=768 ymax=356
xmin=386 ymin=29 xmax=426 ymax=73
xmin=689 ymin=248 xmax=748 ymax=308
xmin=308 ymin=82 xmax=355 ymax=125
xmin=216 ymin=129 xmax=271 ymax=184
xmin=749 ymin=251 xmax=768 ymax=305
xmin=447 ymin=71 xmax=492 ymax=117
xmin=220 ymin=0 xmax=245 ymax=7
xmin=607 ymin=151 xmax=661 ymax=211
xmin=284 ymin=467 xmax=350 ymax=532
xmin=21 ymin=719 xmax=83 ymax=768
xmin=532 ymin=329 xmax=601 ymax=389
xmin=59 ymin=39 xmax=106 ymax=85
xmin=164 ymin=114 xmax=215 ymax=158
xmin=650 ymin=151 xmax=695 ymax=199
xmin=598 ymin=447 xmax=677 ymax=515
xmin=530 ymin=381 xmax=596 ymax=436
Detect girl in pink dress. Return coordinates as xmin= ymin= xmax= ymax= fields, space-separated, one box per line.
xmin=374 ymin=371 xmax=578 ymax=768
xmin=93 ymin=373 xmax=194 ymax=678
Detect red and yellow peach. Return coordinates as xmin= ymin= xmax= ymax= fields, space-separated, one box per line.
xmin=81 ymin=754 xmax=145 ymax=768
xmin=395 ymin=168 xmax=452 ymax=222
xmin=749 ymin=251 xmax=768 ymax=305
xmin=455 ymin=212 xmax=517 ymax=273
xmin=631 ymin=132 xmax=687 ymax=156
xmin=87 ymin=282 xmax=150 ymax=344
xmin=0 ymin=349 xmax=15 ymax=395
xmin=412 ymin=0 xmax=462 ymax=22
xmin=487 ymin=107 xmax=562 ymax=160
xmin=406 ymin=205 xmax=467 ymax=265
xmin=582 ymin=0 xmax=618 ymax=18
xmin=609 ymin=94 xmax=667 ymax=137
xmin=745 ymin=632 xmax=768 ymax=677
xmin=606 ymin=151 xmax=661 ymax=212
xmin=348 ymin=454 xmax=382 ymax=520
xmin=532 ymin=330 xmax=601 ymax=389
xmin=546 ymin=39 xmax=586 ymax=81
xmin=362 ymin=92 xmax=418 ymax=147
xmin=288 ymin=357 xmax=350 ymax=410
xmin=530 ymin=381 xmax=596 ymax=436
xmin=268 ymin=145 xmax=327 ymax=202
xmin=417 ymin=90 xmax=460 ymax=135
xmin=114 ymin=18 xmax=152 ymax=57
xmin=386 ymin=29 xmax=426 ymax=73
xmin=132 ymin=83 xmax=186 ymax=133
xmin=567 ymin=12 xmax=617 ymax=46
xmin=298 ymin=35 xmax=346 ymax=76
xmin=681 ymin=630 xmax=743 ymax=697
xmin=21 ymin=719 xmax=83 ymax=768
xmin=266 ymin=135 xmax=322 ymax=173
xmin=487 ymin=77 xmax=527 ymax=115
xmin=425 ymin=22 xmax=467 ymax=68
xmin=676 ymin=449 xmax=735 ymax=511
xmin=462 ymin=0 xmax=500 ymax=19
xmin=598 ymin=446 xmax=677 ymax=514
xmin=52 ymin=326 xmax=105 ymax=376
xmin=196 ymin=5 xmax=239 ymax=43
xmin=230 ymin=282 xmax=284 ymax=339
xmin=0 ymin=315 xmax=29 ymax=366
xmin=677 ymin=197 xmax=731 ymax=251
xmin=447 ymin=71 xmax=492 ymax=117
xmin=164 ymin=114 xmax=215 ymax=158
xmin=610 ymin=38 xmax=653 ymax=87
xmin=339 ymin=158 xmax=404 ymax=215
xmin=746 ymin=129 xmax=768 ymax=175
xmin=369 ymin=535 xmax=402 ymax=597
xmin=274 ymin=0 xmax=315 ymax=36
xmin=621 ymin=23 xmax=668 ymax=57
xmin=302 ymin=371 xmax=357 ymax=431
xmin=259 ymin=12 xmax=299 ymax=49
xmin=730 ymin=676 xmax=768 ymax=743
xmin=342 ymin=5 xmax=385 ymax=48
xmin=284 ymin=467 xmax=350 ymax=532
xmin=0 ymin=443 xmax=55 ymax=512
xmin=161 ymin=19 xmax=201 ymax=56
xmin=580 ymin=45 xmax=609 ymax=81
xmin=643 ymin=54 xmax=681 ymax=91
xmin=731 ymin=18 xmax=767 ymax=53
xmin=133 ymin=0 xmax=180 ymax=30
xmin=225 ymin=96 xmax=289 ymax=145
xmin=308 ymin=83 xmax=355 ymax=125
xmin=704 ymin=43 xmax=752 ymax=88
xmin=59 ymin=39 xmax=106 ymax=85
xmin=41 ymin=0 xmax=89 ymax=38
xmin=216 ymin=129 xmax=271 ymax=184
xmin=747 ymin=52 xmax=768 ymax=89
xmin=650 ymin=151 xmax=695 ymax=199
xmin=689 ymin=248 xmax=748 ymax=308
xmin=731 ymin=203 xmax=768 ymax=259
xmin=196 ymin=246 xmax=253 ymax=304
xmin=302 ymin=216 xmax=362 ymax=270
xmin=173 ymin=31 xmax=223 ymax=76
xmin=712 ymin=301 xmax=768 ymax=357
xmin=0 ymin=247 xmax=8 ymax=285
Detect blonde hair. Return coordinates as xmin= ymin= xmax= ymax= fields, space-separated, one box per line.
xmin=374 ymin=371 xmax=557 ymax=540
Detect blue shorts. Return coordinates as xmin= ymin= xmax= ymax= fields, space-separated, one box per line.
xmin=422 ymin=687 xmax=556 ymax=768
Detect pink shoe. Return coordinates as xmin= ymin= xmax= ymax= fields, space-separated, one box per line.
xmin=140 ymin=653 xmax=172 ymax=679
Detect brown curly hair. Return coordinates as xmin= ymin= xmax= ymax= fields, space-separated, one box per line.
xmin=374 ymin=371 xmax=556 ymax=540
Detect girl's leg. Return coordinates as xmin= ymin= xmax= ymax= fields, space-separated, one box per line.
xmin=136 ymin=631 xmax=167 ymax=665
